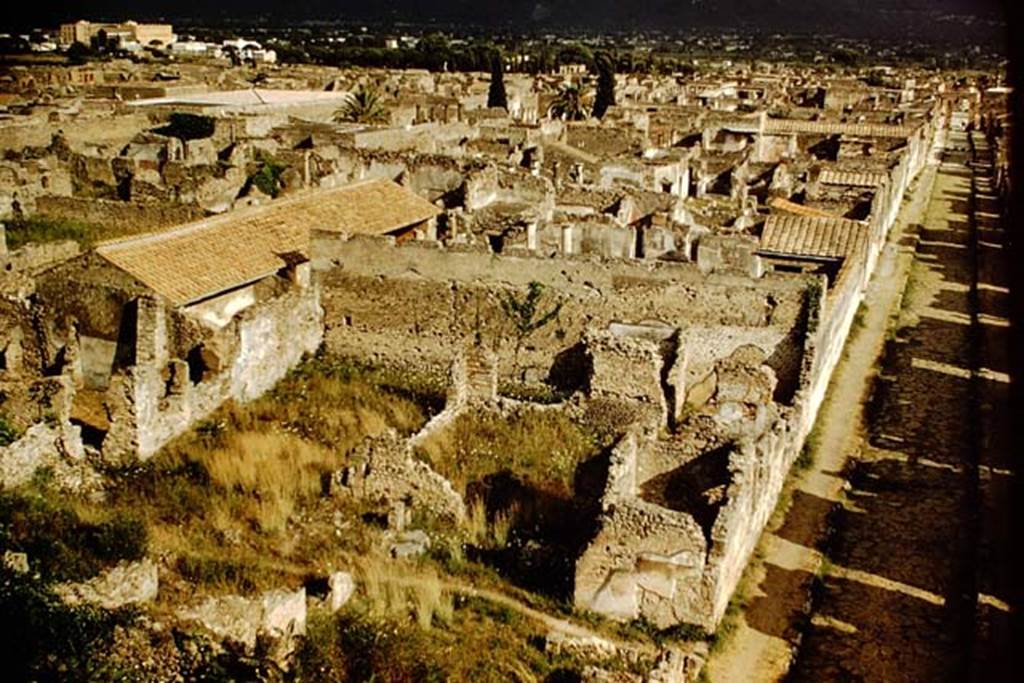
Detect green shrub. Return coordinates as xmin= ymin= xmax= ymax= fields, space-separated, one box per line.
xmin=0 ymin=415 xmax=17 ymax=447
xmin=0 ymin=567 xmax=138 ymax=680
xmin=0 ymin=489 xmax=148 ymax=582
xmin=250 ymin=154 xmax=286 ymax=198
xmin=295 ymin=611 xmax=448 ymax=682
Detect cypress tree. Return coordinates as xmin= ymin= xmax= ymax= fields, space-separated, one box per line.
xmin=593 ymin=52 xmax=616 ymax=119
xmin=487 ymin=49 xmax=508 ymax=110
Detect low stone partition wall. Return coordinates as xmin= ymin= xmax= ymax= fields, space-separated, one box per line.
xmin=35 ymin=196 xmax=206 ymax=235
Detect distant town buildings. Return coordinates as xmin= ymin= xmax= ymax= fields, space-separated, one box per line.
xmin=53 ymin=20 xmax=275 ymax=63
xmin=220 ymin=39 xmax=277 ymax=65
xmin=59 ymin=20 xmax=175 ymax=49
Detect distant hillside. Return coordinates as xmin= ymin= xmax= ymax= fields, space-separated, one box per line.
xmin=13 ymin=0 xmax=1007 ymax=40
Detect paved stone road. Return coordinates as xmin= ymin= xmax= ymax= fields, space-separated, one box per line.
xmin=705 ymin=130 xmax=944 ymax=683
xmin=789 ymin=131 xmax=1013 ymax=682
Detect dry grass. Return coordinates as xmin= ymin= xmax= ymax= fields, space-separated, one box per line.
xmin=191 ymin=431 xmax=335 ymax=533
xmin=414 ymin=407 xmax=599 ymax=494
xmin=85 ymin=355 xmax=435 ymax=595
xmin=356 ymin=555 xmax=453 ymax=629
xmin=464 ymin=498 xmax=520 ymax=549
xmin=206 ymin=373 xmax=427 ymax=455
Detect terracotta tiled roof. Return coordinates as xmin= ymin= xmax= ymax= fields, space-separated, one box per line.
xmin=96 ymin=178 xmax=439 ymax=306
xmin=819 ymin=169 xmax=888 ymax=188
xmin=768 ymin=197 xmax=840 ymax=220
xmin=764 ymin=119 xmax=914 ymax=138
xmin=759 ymin=214 xmax=868 ymax=260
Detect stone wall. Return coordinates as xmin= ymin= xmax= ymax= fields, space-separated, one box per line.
xmin=103 ymin=282 xmax=323 ymax=462
xmin=3 ymin=240 xmax=80 ymax=275
xmin=0 ymin=420 xmax=98 ymax=493
xmin=0 ymin=113 xmax=152 ymax=152
xmin=35 ymin=196 xmax=206 ymax=234
xmin=313 ymin=234 xmax=810 ymax=391
xmin=572 ymin=118 xmax=940 ymax=631
xmin=574 ymin=494 xmax=710 ymax=625
xmin=573 ymin=353 xmax=798 ymax=630
xmin=331 ymin=430 xmax=465 ymax=522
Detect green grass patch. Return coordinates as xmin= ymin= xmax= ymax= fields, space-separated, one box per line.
xmin=0 ymin=481 xmax=147 ymax=582
xmin=414 ymin=406 xmax=601 ymax=495
xmin=3 ymin=215 xmax=107 ymax=250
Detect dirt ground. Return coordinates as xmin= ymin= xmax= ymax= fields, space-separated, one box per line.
xmin=706 ymin=129 xmax=1014 ymax=682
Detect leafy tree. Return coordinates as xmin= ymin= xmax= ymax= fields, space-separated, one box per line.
xmin=592 ymin=51 xmax=616 ymax=119
xmin=557 ymin=43 xmax=594 ymax=69
xmin=333 ymin=86 xmax=390 ymax=125
xmin=549 ymin=84 xmax=591 ymax=121
xmin=416 ymin=33 xmax=451 ymax=72
xmin=65 ymin=42 xmax=93 ymax=65
xmin=534 ymin=47 xmax=556 ymax=75
xmin=487 ymin=49 xmax=508 ymax=110
xmin=500 ymin=282 xmax=562 ymax=373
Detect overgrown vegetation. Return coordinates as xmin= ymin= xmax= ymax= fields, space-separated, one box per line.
xmin=192 ymin=431 xmax=334 ymax=533
xmin=803 ymin=278 xmax=824 ymax=336
xmin=295 ymin=588 xmax=632 ymax=683
xmin=249 ymin=153 xmax=287 ymax=198
xmin=499 ymin=281 xmax=563 ymax=373
xmin=0 ymin=474 xmax=149 ymax=679
xmin=0 ymin=567 xmax=140 ymax=681
xmin=332 ymin=86 xmax=390 ymax=125
xmin=414 ymin=407 xmax=599 ymax=495
xmin=549 ymin=83 xmax=591 ymax=121
xmin=63 ymin=354 xmax=433 ymax=595
xmin=3 ymin=215 xmax=110 ymax=249
xmin=0 ymin=476 xmax=147 ymax=583
xmin=0 ymin=415 xmax=18 ymax=447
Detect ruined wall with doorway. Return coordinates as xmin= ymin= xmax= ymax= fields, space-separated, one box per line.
xmin=313 ymin=234 xmax=811 ymax=395
xmin=102 ymin=281 xmax=323 ymax=462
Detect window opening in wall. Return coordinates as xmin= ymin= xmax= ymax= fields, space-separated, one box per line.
xmin=186 ymin=345 xmax=210 ymax=385
xmin=71 ymin=419 xmax=106 ymax=451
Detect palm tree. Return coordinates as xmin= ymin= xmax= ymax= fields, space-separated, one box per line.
xmin=548 ymin=84 xmax=591 ymax=121
xmin=333 ymin=86 xmax=390 ymax=125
